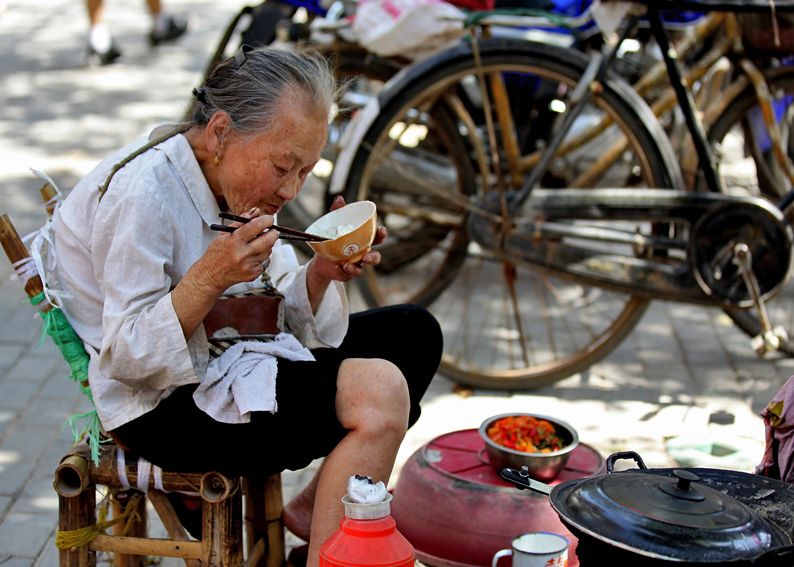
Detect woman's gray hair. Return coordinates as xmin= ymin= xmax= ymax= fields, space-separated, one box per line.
xmin=191 ymin=45 xmax=337 ymax=136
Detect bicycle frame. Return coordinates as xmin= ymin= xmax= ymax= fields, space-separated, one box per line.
xmin=468 ymin=10 xmax=794 ymax=206
xmin=461 ymin=2 xmax=794 ymax=348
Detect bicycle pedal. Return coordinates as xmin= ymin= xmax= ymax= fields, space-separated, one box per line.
xmin=751 ymin=326 xmax=789 ymax=356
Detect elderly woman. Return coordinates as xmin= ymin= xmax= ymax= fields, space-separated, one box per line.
xmin=51 ymin=45 xmax=441 ymax=565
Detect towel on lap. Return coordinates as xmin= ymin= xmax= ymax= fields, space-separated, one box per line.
xmin=193 ymin=333 xmax=315 ymax=424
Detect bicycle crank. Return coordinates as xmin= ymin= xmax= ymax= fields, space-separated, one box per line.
xmin=732 ymin=243 xmax=790 ymax=355
xmin=467 ymin=189 xmax=793 ymax=308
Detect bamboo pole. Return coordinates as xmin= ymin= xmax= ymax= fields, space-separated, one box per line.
xmin=89 ymin=534 xmax=202 ymax=559
xmin=244 ymin=477 xmax=268 ymax=567
xmin=264 ymin=475 xmax=285 ymax=567
xmin=84 ymin=445 xmax=205 ymax=493
xmin=202 ymin=493 xmax=244 ymax=565
xmin=54 ymin=455 xmax=90 ymax=497
xmin=147 ymin=491 xmax=202 ymax=567
xmin=201 ymin=471 xmax=238 ymax=503
xmin=59 ymin=490 xmax=96 ymax=567
xmin=0 ymin=214 xmax=47 ymax=303
xmin=112 ymin=492 xmax=147 ymax=567
xmin=40 ymin=182 xmax=59 ymax=216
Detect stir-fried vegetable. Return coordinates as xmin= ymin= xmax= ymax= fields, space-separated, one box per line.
xmin=487 ymin=415 xmax=565 ymax=453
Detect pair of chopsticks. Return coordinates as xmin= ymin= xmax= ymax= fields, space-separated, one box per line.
xmin=210 ymin=212 xmax=328 ymax=242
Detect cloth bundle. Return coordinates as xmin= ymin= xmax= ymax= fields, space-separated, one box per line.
xmin=352 ymin=0 xmax=465 ymax=59
xmin=193 ymin=334 xmax=315 ymax=424
xmin=756 ymin=374 xmax=794 ymax=483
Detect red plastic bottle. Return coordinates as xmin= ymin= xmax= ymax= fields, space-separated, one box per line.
xmin=319 ymin=493 xmax=415 ymax=567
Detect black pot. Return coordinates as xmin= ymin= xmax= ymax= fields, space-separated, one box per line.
xmin=502 ymin=451 xmax=794 ymax=565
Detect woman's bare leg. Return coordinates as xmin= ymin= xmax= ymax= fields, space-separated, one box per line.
xmin=305 ymin=358 xmax=409 ymax=567
xmin=85 ymin=0 xmax=117 ymax=60
xmin=144 ymin=0 xmax=162 ymax=15
xmin=143 ymin=0 xmax=187 ymax=44
xmin=86 ymin=0 xmax=103 ymax=25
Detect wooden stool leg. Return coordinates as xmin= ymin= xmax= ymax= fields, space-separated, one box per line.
xmin=58 ymin=489 xmax=96 ymax=567
xmin=147 ymin=491 xmax=201 ymax=567
xmin=112 ymin=491 xmax=147 ymax=567
xmin=264 ymin=475 xmax=285 ymax=567
xmin=201 ymin=474 xmax=244 ymax=566
xmin=244 ymin=477 xmax=267 ymax=567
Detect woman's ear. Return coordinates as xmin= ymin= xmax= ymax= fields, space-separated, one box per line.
xmin=206 ymin=111 xmax=231 ymax=157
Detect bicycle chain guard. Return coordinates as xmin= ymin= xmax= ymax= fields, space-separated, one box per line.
xmin=467 ymin=188 xmax=793 ymax=307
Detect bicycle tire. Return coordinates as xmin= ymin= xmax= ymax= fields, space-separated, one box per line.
xmin=339 ymin=38 xmax=680 ymax=389
xmin=704 ymin=65 xmax=794 ymax=356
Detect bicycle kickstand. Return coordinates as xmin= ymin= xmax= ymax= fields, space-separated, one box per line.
xmin=732 ymin=243 xmax=789 ymax=356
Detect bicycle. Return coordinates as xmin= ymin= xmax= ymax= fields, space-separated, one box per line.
xmin=328 ymin=0 xmax=794 ymax=389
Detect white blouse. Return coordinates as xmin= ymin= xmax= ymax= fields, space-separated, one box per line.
xmin=52 ymin=129 xmax=348 ymax=431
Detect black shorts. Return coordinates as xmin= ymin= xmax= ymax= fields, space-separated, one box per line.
xmin=111 ymin=304 xmax=441 ymax=477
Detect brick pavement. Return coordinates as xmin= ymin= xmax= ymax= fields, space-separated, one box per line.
xmin=1 ymin=0 xmax=794 ymax=564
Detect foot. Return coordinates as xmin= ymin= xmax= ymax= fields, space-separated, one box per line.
xmin=148 ymin=14 xmax=188 ymax=47
xmin=87 ymin=42 xmax=122 ymax=66
xmin=283 ymin=490 xmax=314 ymax=542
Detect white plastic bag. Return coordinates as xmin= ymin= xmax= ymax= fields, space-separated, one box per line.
xmin=352 ymin=0 xmax=466 ymax=59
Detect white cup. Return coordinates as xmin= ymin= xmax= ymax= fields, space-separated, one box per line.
xmin=492 ymin=532 xmax=569 ymax=567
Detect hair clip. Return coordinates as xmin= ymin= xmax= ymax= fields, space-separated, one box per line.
xmin=192 ymin=87 xmax=208 ymax=104
xmin=233 ymin=44 xmax=254 ymax=70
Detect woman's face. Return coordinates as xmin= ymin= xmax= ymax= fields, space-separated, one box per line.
xmin=214 ymin=97 xmax=328 ymax=215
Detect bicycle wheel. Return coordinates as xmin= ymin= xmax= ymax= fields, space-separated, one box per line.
xmin=340 ymin=39 xmax=680 ymax=389
xmin=705 ymin=65 xmax=794 ymax=355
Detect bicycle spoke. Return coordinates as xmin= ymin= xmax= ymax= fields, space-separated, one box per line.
xmin=502 ymin=260 xmax=530 ymax=367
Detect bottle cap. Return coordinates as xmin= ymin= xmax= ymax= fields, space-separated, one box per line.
xmin=342 ymin=492 xmax=393 ymax=520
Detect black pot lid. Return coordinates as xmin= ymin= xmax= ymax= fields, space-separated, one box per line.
xmin=551 ymin=467 xmax=792 ymax=562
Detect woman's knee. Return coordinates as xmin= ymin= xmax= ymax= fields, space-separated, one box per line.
xmin=336 ymin=358 xmax=410 ymax=430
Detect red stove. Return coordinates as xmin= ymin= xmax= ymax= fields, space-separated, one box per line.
xmin=391 ymin=429 xmax=605 ymax=567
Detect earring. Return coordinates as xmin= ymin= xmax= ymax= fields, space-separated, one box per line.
xmin=213 ymin=154 xmax=220 ymax=167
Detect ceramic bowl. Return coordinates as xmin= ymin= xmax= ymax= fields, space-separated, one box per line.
xmin=479 ymin=412 xmax=579 ymax=481
xmin=306 ymin=201 xmax=377 ymax=263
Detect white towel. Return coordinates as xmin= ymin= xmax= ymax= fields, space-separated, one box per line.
xmin=193 ymin=333 xmax=315 ymax=424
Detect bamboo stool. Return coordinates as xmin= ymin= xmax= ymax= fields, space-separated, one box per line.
xmin=0 ymin=210 xmax=287 ymax=566
xmin=54 ymin=443 xmax=286 ymax=567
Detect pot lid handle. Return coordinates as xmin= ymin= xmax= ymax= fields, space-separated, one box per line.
xmin=606 ymin=451 xmax=648 ymax=473
xmin=659 ymin=470 xmax=706 ymax=502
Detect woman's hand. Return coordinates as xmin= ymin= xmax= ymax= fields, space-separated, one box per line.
xmin=173 ymin=207 xmax=278 ymax=339
xmin=192 ymin=207 xmax=279 ymax=295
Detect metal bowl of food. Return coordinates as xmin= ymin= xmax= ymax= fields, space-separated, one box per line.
xmin=479 ymin=413 xmax=579 ymax=481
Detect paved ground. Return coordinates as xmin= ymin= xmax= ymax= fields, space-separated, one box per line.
xmin=1 ymin=0 xmax=794 ymax=564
